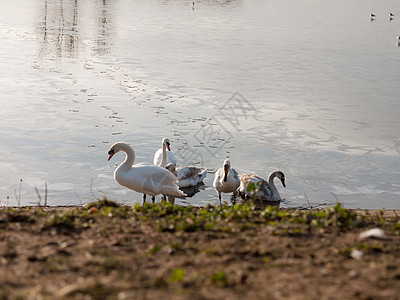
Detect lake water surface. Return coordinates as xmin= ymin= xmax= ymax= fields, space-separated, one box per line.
xmin=0 ymin=0 xmax=400 ymax=208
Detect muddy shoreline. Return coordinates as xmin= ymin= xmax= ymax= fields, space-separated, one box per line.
xmin=1 ymin=201 xmax=399 ymax=299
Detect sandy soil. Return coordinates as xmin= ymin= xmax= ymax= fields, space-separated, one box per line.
xmin=0 ymin=202 xmax=399 ymax=300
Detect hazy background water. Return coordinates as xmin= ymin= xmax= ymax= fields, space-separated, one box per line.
xmin=0 ymin=0 xmax=399 ymax=208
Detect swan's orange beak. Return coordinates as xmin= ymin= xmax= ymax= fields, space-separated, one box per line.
xmin=108 ymin=149 xmax=115 ymax=161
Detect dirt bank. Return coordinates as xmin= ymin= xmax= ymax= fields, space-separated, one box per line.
xmin=0 ymin=201 xmax=399 ymax=299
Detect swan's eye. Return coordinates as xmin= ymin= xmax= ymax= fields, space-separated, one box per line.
xmin=108 ymin=149 xmax=115 ymax=155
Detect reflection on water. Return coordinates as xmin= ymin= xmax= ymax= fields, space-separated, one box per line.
xmin=36 ymin=0 xmax=113 ymax=59
xmin=0 ymin=0 xmax=400 ymax=209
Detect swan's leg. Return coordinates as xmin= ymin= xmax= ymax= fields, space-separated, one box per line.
xmin=151 ymin=196 xmax=155 ymax=203
xmin=161 ymin=195 xmax=167 ymax=202
xmin=218 ymin=193 xmax=222 ymax=205
xmin=231 ymin=192 xmax=236 ymax=205
xmin=167 ymin=196 xmax=175 ymax=205
xmin=143 ymin=194 xmax=146 ymax=205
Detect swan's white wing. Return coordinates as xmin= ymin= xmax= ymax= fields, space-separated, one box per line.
xmin=116 ymin=164 xmax=185 ymax=197
xmin=213 ymin=167 xmax=223 ymax=190
xmin=230 ymin=168 xmax=240 ymax=188
xmin=153 ymin=149 xmax=176 ymax=166
xmin=166 ymin=151 xmax=177 ymax=165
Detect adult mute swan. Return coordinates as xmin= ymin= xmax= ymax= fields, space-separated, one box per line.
xmin=237 ymin=171 xmax=286 ymax=202
xmin=153 ymin=137 xmax=177 ymax=167
xmin=213 ymin=158 xmax=240 ymax=204
xmin=165 ymin=163 xmax=207 ymax=188
xmin=108 ymin=142 xmax=186 ymax=200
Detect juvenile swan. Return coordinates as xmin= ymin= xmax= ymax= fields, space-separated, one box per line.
xmin=237 ymin=171 xmax=286 ymax=201
xmin=153 ymin=137 xmax=177 ymax=167
xmin=165 ymin=163 xmax=207 ymax=188
xmin=213 ymin=158 xmax=240 ymax=204
xmin=108 ymin=142 xmax=186 ymax=199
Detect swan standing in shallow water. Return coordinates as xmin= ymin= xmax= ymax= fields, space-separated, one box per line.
xmin=213 ymin=158 xmax=240 ymax=204
xmin=165 ymin=163 xmax=207 ymax=188
xmin=108 ymin=142 xmax=186 ymax=202
xmin=153 ymin=138 xmax=177 ymax=167
xmin=237 ymin=171 xmax=286 ymax=202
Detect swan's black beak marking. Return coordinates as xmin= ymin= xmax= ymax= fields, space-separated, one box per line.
xmin=281 ymin=178 xmax=286 ymax=188
xmin=108 ymin=149 xmax=115 ymax=161
xmin=223 ymin=172 xmax=228 ymax=182
xmin=166 ymin=142 xmax=171 ymax=151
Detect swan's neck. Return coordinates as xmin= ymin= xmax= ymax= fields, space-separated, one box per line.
xmin=160 ymin=142 xmax=167 ymax=167
xmin=267 ymin=173 xmax=279 ymax=197
xmin=117 ymin=145 xmax=135 ymax=172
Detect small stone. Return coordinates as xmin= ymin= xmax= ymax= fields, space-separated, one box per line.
xmin=350 ymin=249 xmax=364 ymax=260
xmin=359 ymin=228 xmax=386 ymax=240
xmin=348 ymin=269 xmax=359 ymax=278
xmin=88 ymin=207 xmax=98 ymax=214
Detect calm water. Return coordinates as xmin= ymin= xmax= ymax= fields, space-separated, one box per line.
xmin=0 ymin=0 xmax=399 ymax=208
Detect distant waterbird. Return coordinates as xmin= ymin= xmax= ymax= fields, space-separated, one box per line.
xmin=370 ymin=13 xmax=376 ymax=18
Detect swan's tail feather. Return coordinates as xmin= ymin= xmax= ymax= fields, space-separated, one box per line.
xmin=164 ymin=185 xmax=187 ymax=197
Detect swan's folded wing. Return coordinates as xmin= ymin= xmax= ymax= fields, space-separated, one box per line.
xmin=129 ymin=164 xmax=185 ymax=196
xmin=166 ymin=151 xmax=177 ymax=165
xmin=177 ymin=167 xmax=201 ymax=180
xmin=238 ymin=174 xmax=268 ymax=197
xmin=132 ymin=164 xmax=178 ymax=183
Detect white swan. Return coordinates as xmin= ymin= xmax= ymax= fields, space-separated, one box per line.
xmin=153 ymin=137 xmax=177 ymax=167
xmin=237 ymin=171 xmax=286 ymax=202
xmin=108 ymin=142 xmax=186 ymax=200
xmin=165 ymin=163 xmax=207 ymax=188
xmin=213 ymin=158 xmax=240 ymax=204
